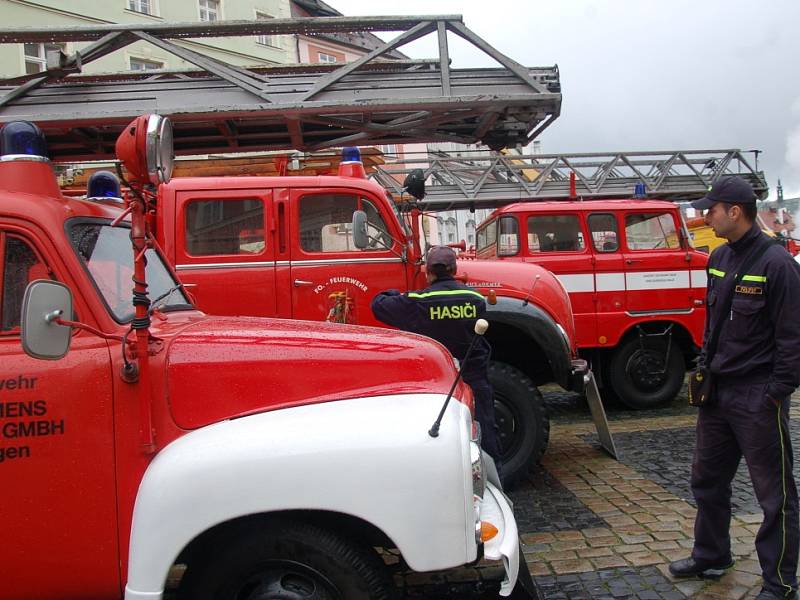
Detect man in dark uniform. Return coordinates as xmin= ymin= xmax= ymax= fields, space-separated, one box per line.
xmin=370 ymin=246 xmax=503 ymax=472
xmin=669 ymin=176 xmax=800 ymax=600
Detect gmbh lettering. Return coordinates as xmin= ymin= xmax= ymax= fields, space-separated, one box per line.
xmin=1 ymin=374 xmax=65 ymax=464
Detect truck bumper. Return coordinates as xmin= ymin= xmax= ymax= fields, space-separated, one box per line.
xmin=482 ymin=481 xmax=520 ymax=596
xmin=567 ymin=358 xmax=590 ymax=393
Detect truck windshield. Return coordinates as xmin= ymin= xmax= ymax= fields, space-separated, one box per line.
xmin=69 ymin=221 xmax=191 ymax=322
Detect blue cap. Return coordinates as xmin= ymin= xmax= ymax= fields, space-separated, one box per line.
xmin=691 ymin=176 xmax=756 ymax=210
xmin=426 ymin=246 xmax=457 ymax=269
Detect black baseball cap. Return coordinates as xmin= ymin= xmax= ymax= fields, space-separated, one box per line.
xmin=426 ymin=246 xmax=457 ymax=269
xmin=690 ymin=176 xmax=757 ymax=210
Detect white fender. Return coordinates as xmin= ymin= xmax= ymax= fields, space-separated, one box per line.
xmin=124 ymin=394 xmax=474 ymax=599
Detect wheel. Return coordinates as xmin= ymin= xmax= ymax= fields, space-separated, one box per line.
xmin=488 ymin=361 xmax=550 ymax=487
xmin=178 ymin=519 xmax=395 ymax=600
xmin=607 ymin=336 xmax=685 ymax=409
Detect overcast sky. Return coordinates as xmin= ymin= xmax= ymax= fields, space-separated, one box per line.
xmin=330 ymin=0 xmax=800 ymax=201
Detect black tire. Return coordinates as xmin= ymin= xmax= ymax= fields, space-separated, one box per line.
xmin=488 ymin=361 xmax=550 ymax=487
xmin=178 ymin=519 xmax=395 ymax=600
xmin=607 ymin=336 xmax=685 ymax=409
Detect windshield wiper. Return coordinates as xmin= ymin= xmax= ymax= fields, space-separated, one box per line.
xmin=148 ymin=283 xmax=186 ymax=315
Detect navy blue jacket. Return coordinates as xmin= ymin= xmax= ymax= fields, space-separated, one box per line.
xmin=703 ymin=224 xmax=800 ymax=401
xmin=371 ymin=276 xmax=491 ymax=373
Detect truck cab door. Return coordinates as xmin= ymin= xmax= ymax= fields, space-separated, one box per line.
xmin=621 ymin=210 xmax=693 ymax=314
xmin=586 ymin=212 xmax=627 ymax=347
xmin=173 ymin=189 xmax=277 ymax=317
xmin=288 ymin=190 xmax=406 ymax=326
xmin=0 ymin=227 xmax=118 ymax=599
xmin=521 ymin=212 xmax=597 ymax=347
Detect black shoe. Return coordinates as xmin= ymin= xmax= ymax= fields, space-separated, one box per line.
xmin=756 ymin=589 xmax=799 ymax=600
xmin=668 ymin=556 xmax=733 ymax=578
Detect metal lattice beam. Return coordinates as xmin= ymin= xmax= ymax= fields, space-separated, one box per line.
xmin=370 ymin=149 xmax=768 ymax=210
xmin=0 ymin=15 xmax=561 ymax=161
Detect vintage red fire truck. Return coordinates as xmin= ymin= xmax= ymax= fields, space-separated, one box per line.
xmin=140 ymin=149 xmax=589 ymax=486
xmin=0 ymin=116 xmax=526 ymax=599
xmin=474 ymin=200 xmax=708 ymax=408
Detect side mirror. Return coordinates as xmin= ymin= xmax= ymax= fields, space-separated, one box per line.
xmin=21 ymin=280 xmax=73 ymax=360
xmin=403 ymin=169 xmax=426 ymax=200
xmin=352 ymin=210 xmax=368 ymax=249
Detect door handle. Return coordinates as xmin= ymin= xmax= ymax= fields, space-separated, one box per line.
xmin=293 ymin=279 xmax=314 ymax=287
xmin=625 ymin=259 xmax=641 ymax=265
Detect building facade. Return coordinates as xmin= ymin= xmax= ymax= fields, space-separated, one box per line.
xmin=1 ymin=0 xmax=296 ymax=76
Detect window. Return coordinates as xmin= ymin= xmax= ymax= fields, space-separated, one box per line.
xmin=130 ymin=57 xmax=164 ymax=71
xmin=299 ymin=195 xmax=389 ymax=253
xmin=199 ymin=0 xmax=219 ymax=22
xmin=24 ymin=42 xmax=66 ymax=74
xmin=318 ymin=52 xmax=338 ymax=64
xmin=2 ymin=236 xmax=50 ymax=332
xmin=127 ymin=0 xmax=153 ymax=15
xmin=497 ymin=216 xmax=519 ymax=256
xmin=588 ymin=213 xmax=619 ymax=252
xmin=71 ymin=223 xmax=189 ymax=322
xmin=476 ymin=220 xmax=497 ymax=252
xmin=185 ymin=199 xmax=265 ymax=256
xmin=625 ymin=213 xmax=680 ymax=250
xmin=255 ymin=11 xmax=277 ymax=47
xmin=526 ymin=215 xmax=585 ymax=253
xmin=379 ymin=144 xmax=399 ymax=160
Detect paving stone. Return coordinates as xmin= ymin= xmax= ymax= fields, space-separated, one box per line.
xmin=626 ymin=551 xmax=662 ymax=566
xmin=620 ymin=533 xmax=655 ymax=544
xmin=617 ymin=543 xmax=650 ymax=554
xmin=578 ymin=546 xmax=614 ymax=558
xmin=550 ymin=558 xmax=594 ymax=574
xmin=646 ymin=540 xmax=680 ymax=551
xmin=591 ymin=556 xmax=629 ymax=569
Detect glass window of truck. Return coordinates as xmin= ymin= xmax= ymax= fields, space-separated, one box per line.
xmin=69 ymin=221 xmax=190 ymax=322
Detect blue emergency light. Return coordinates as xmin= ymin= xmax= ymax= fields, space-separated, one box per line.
xmin=341 ymin=146 xmax=362 ymax=163
xmin=0 ymin=121 xmax=48 ymax=159
xmin=87 ymin=170 xmax=122 ymax=200
xmin=633 ymin=182 xmax=647 ymax=198
xmin=338 ymin=146 xmax=366 ymax=178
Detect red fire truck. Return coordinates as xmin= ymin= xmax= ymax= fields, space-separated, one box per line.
xmin=475 ymin=200 xmax=706 ymax=408
xmin=370 ymin=150 xmax=768 ymax=409
xmin=0 ymin=115 xmax=528 ymax=599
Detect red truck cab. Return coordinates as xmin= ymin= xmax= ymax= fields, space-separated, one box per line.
xmin=475 ymin=199 xmax=708 ymax=408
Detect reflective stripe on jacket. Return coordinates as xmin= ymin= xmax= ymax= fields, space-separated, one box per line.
xmin=370 ymin=276 xmax=491 ymax=373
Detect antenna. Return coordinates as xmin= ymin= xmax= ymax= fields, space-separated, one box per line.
xmin=429 ymin=319 xmax=489 ymax=438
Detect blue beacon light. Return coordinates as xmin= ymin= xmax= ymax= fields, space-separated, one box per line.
xmin=341 ymin=146 xmax=362 ymax=163
xmin=633 ymin=182 xmax=647 ymax=199
xmin=87 ymin=170 xmax=122 ymax=200
xmin=0 ymin=121 xmax=48 ymax=159
xmin=338 ymin=146 xmax=366 ymax=178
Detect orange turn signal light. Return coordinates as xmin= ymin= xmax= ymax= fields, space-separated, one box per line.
xmin=480 ymin=521 xmax=499 ymax=542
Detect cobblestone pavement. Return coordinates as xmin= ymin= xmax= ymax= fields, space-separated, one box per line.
xmin=400 ymin=381 xmax=800 ymax=599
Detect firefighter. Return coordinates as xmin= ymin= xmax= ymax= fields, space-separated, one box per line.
xmin=370 ymin=246 xmax=503 ymax=474
xmin=668 ymin=176 xmax=800 ymax=600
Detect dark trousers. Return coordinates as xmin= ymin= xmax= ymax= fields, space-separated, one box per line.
xmin=463 ymin=371 xmax=503 ymax=475
xmin=691 ymin=379 xmax=798 ymax=596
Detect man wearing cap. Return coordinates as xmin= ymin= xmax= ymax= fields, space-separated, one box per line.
xmin=370 ymin=246 xmax=503 ymax=474
xmin=668 ymin=176 xmax=800 ymax=600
